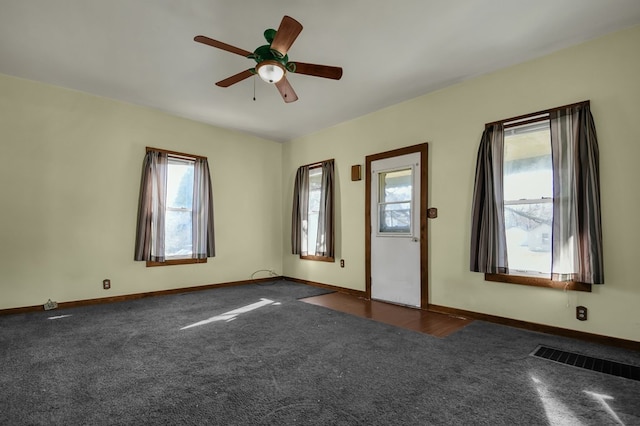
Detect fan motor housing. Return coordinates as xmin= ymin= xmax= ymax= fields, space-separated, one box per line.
xmin=251 ymin=45 xmax=288 ymax=67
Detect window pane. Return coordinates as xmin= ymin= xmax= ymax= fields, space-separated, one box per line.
xmin=378 ymin=168 xmax=412 ymax=235
xmin=503 ymin=122 xmax=552 ymax=201
xmin=165 ymin=209 xmax=192 ymax=257
xmin=166 ymin=157 xmax=194 ymax=258
xmin=379 ymin=169 xmax=412 ymax=203
xmin=306 ymin=167 xmax=323 ymax=254
xmin=379 ymin=202 xmax=411 ymax=233
xmin=167 ymin=160 xmax=194 ymax=209
xmin=307 ymin=212 xmax=319 ymax=253
xmin=308 ymin=168 xmax=322 ymax=214
xmin=504 ymin=202 xmax=552 ymax=274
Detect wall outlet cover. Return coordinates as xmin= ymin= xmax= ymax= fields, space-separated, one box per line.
xmin=576 ymin=306 xmax=588 ymax=321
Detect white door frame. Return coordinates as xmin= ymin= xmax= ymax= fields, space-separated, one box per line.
xmin=365 ymin=143 xmax=429 ymax=309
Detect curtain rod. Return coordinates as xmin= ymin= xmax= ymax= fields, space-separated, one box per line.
xmin=146 ymin=146 xmax=207 ymax=160
xmin=485 ymin=100 xmax=590 ymax=128
xmin=301 ymin=158 xmax=334 ymax=169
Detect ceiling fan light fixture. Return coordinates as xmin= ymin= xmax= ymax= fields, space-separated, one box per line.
xmin=256 ymin=60 xmax=285 ymax=84
xmin=195 ymin=15 xmax=342 ymax=103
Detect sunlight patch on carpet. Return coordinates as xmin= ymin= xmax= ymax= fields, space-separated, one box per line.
xmin=584 ymin=391 xmax=625 ymax=425
xmin=530 ymin=375 xmax=583 ymax=425
xmin=180 ymin=298 xmax=276 ymax=330
xmin=47 ymin=314 xmax=72 ymax=320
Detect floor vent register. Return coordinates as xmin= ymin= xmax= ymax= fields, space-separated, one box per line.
xmin=531 ymin=345 xmax=640 ymax=382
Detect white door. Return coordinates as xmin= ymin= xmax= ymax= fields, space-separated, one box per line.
xmin=370 ymin=152 xmax=421 ymax=307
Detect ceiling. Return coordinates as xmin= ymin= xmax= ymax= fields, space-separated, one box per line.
xmin=2 ymin=1 xmax=640 ymax=142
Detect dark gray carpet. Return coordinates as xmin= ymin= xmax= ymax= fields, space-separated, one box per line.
xmin=1 ymin=281 xmax=638 ymax=425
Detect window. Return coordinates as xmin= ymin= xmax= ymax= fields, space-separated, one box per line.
xmin=378 ymin=168 xmax=413 ymax=234
xmin=165 ymin=157 xmax=195 ymax=258
xmin=306 ymin=166 xmax=323 ymax=253
xmin=134 ymin=148 xmax=215 ymax=266
xmin=503 ymin=118 xmax=552 ymax=275
xmin=470 ymin=101 xmax=603 ymax=290
xmin=291 ymin=159 xmax=335 ymax=262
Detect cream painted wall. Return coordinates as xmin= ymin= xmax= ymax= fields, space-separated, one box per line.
xmin=0 ymin=74 xmax=283 ymax=310
xmin=1 ymin=26 xmax=638 ymax=342
xmin=282 ymin=26 xmax=640 ymax=341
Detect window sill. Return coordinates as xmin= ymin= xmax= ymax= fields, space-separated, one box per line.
xmin=485 ymin=273 xmax=592 ymax=293
xmin=300 ymin=255 xmax=335 ymax=263
xmin=146 ymin=258 xmax=207 ymax=267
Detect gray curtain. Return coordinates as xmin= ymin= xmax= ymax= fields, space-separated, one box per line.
xmin=315 ymin=160 xmax=335 ymax=258
xmin=470 ymin=124 xmax=508 ymax=274
xmin=134 ymin=151 xmax=168 ymax=262
xmin=192 ymin=158 xmax=216 ymax=259
xmin=550 ymin=103 xmax=604 ymax=284
xmin=291 ymin=165 xmax=309 ymax=255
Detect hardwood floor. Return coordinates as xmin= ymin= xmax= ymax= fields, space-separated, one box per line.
xmin=300 ymin=292 xmax=473 ymax=338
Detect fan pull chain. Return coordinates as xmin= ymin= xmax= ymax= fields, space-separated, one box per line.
xmin=253 ymin=76 xmax=256 ymax=101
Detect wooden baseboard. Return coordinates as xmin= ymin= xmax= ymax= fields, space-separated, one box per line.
xmin=0 ymin=276 xmax=282 ymax=316
xmin=5 ymin=277 xmax=634 ymax=352
xmin=283 ymin=276 xmax=366 ymax=298
xmin=428 ymin=304 xmax=640 ymax=352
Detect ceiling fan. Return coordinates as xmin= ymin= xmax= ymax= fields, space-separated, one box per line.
xmin=194 ymin=16 xmax=343 ymax=103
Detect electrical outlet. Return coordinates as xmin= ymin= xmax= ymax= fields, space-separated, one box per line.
xmin=340 ymin=259 xmax=345 ymax=268
xmin=103 ymin=279 xmax=111 ymax=290
xmin=576 ymin=306 xmax=588 ymax=321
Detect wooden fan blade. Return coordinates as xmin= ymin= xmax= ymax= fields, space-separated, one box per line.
xmin=289 ymin=62 xmax=343 ymax=80
xmin=275 ymin=76 xmax=298 ymax=103
xmin=194 ymin=35 xmax=252 ymax=57
xmin=215 ymin=69 xmax=254 ymax=87
xmin=270 ymin=16 xmax=303 ymax=57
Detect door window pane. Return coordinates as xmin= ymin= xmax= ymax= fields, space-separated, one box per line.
xmin=379 ymin=202 xmax=411 ymax=233
xmin=378 ymin=168 xmax=412 ymax=234
xmin=379 ymin=169 xmax=412 ymax=202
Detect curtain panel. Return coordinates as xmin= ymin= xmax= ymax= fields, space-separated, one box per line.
xmin=192 ymin=158 xmax=216 ymax=259
xmin=291 ymin=165 xmax=309 ymax=255
xmin=134 ymin=151 xmax=168 ymax=262
xmin=550 ymin=104 xmax=604 ymax=284
xmin=470 ymin=125 xmax=508 ymax=274
xmin=316 ymin=160 xmax=335 ymax=258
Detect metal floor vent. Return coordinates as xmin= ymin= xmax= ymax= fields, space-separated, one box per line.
xmin=531 ymin=346 xmax=640 ymax=382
